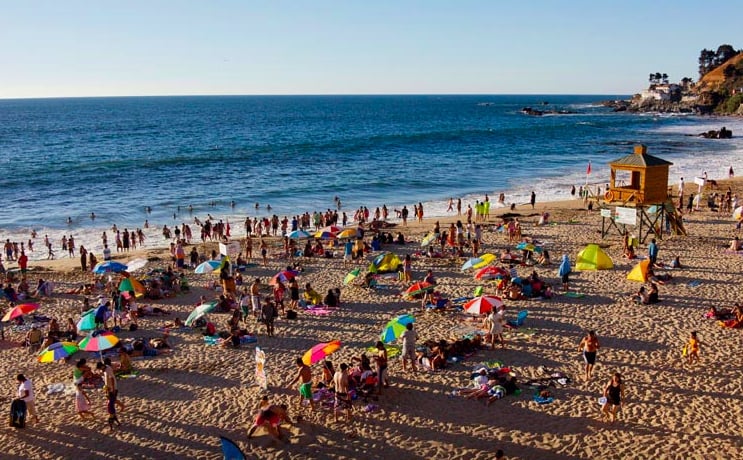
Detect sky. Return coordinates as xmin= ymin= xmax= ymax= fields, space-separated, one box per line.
xmin=1 ymin=0 xmax=742 ymax=98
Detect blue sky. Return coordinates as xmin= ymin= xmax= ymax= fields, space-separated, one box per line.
xmin=1 ymin=1 xmax=741 ymax=98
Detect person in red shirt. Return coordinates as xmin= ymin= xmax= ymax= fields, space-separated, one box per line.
xmin=18 ymin=251 xmax=28 ymax=274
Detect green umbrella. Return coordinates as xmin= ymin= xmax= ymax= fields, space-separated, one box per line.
xmin=185 ymin=301 xmax=218 ymax=327
xmin=343 ymin=268 xmax=361 ymax=286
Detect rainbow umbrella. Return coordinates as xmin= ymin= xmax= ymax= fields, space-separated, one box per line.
xmin=92 ymin=261 xmax=128 ymax=274
xmin=185 ymin=301 xmax=218 ymax=327
xmin=118 ymin=277 xmax=145 ymax=296
xmin=337 ymin=228 xmax=359 ymax=239
xmin=343 ymin=268 xmax=361 ymax=286
xmin=474 ymin=266 xmax=509 ymax=280
xmin=464 ymin=295 xmax=504 ymax=315
xmin=404 ymin=281 xmax=434 ymax=299
xmin=194 ymin=260 xmax=221 ymax=274
xmin=78 ymin=331 xmax=120 ymax=352
xmin=302 ymin=340 xmax=342 ymax=365
xmin=288 ymin=229 xmax=312 ymax=239
xmin=314 ymin=230 xmax=337 ymax=240
xmin=380 ymin=314 xmax=415 ymax=343
xmin=2 ymin=302 xmax=40 ymax=322
xmin=37 ymin=342 xmax=79 ymax=363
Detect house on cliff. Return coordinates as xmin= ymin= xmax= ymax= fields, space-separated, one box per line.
xmin=639 ymin=84 xmax=680 ymax=102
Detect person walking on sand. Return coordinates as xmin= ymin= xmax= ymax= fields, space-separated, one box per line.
xmin=600 ymin=372 xmax=625 ymax=424
xmin=648 ymin=238 xmax=659 ymax=267
xmin=530 ymin=191 xmax=536 ymax=209
xmin=685 ymin=331 xmax=702 ymax=365
xmin=400 ymin=322 xmax=418 ymax=372
xmin=16 ymin=374 xmax=39 ymax=424
xmin=289 ymin=358 xmax=314 ymax=411
xmin=333 ymin=363 xmax=353 ymax=423
xmin=578 ymin=331 xmax=600 ymax=381
xmin=74 ymin=383 xmax=94 ymax=419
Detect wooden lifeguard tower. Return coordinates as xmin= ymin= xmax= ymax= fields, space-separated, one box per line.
xmin=600 ymin=144 xmax=686 ymax=242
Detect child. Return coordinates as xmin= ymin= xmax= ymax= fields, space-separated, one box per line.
xmin=74 ymin=383 xmax=94 ymax=419
xmin=685 ymin=331 xmax=701 ymax=365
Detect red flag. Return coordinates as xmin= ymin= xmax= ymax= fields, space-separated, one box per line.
xmin=586 ymin=161 xmax=592 ymax=175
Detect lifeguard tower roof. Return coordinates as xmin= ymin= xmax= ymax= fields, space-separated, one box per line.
xmin=609 ymin=151 xmax=673 ymax=168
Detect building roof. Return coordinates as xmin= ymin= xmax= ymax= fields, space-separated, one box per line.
xmin=610 ymin=152 xmax=673 ymax=168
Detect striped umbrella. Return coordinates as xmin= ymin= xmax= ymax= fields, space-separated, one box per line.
xmin=302 ymin=340 xmax=342 ymax=365
xmin=2 ymin=302 xmax=40 ymax=322
xmin=37 ymin=342 xmax=79 ymax=363
xmin=464 ymin=295 xmax=504 ymax=315
xmin=380 ymin=314 xmax=415 ymax=343
xmin=78 ymin=331 xmax=120 ymax=352
xmin=194 ymin=260 xmax=221 ymax=274
xmin=92 ymin=261 xmax=128 ymax=274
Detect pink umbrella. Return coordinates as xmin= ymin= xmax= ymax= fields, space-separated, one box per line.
xmin=464 ymin=296 xmax=504 ymax=315
xmin=302 ymin=340 xmax=342 ymax=365
xmin=474 ymin=266 xmax=508 ymax=280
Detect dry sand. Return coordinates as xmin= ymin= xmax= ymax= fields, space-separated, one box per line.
xmin=1 ymin=181 xmax=742 ymax=460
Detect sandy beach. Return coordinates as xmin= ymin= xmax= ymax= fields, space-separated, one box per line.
xmin=2 ymin=180 xmax=743 ymax=460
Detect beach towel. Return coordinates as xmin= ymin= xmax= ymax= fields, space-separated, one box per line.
xmin=561 ymin=292 xmax=585 ymax=298
xmin=533 ymin=393 xmax=554 ymax=405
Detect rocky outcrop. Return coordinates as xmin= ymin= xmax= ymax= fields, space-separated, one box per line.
xmin=521 ymin=107 xmax=577 ymax=116
xmin=694 ymin=127 xmax=733 ymax=139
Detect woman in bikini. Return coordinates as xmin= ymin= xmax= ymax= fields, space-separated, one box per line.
xmin=601 ymin=372 xmax=625 ymax=423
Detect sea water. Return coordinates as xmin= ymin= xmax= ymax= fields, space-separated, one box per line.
xmin=1 ymin=95 xmax=742 ymax=261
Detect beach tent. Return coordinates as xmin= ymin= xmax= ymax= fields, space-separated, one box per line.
xmin=368 ymin=252 xmax=401 ymax=273
xmin=575 ymin=244 xmax=613 ymax=271
xmin=627 ymin=259 xmax=651 ymax=282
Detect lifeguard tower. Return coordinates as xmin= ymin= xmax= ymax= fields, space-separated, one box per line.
xmin=600 ymin=144 xmax=685 ymax=242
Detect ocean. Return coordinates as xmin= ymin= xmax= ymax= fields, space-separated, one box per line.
xmin=2 ymin=95 xmax=742 ymax=260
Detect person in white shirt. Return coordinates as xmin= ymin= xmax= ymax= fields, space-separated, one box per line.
xmin=16 ymin=374 xmax=39 ymax=423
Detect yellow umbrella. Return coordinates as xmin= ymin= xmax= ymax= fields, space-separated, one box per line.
xmin=472 ymin=253 xmax=496 ymax=269
xmin=337 ymin=228 xmax=359 ymax=239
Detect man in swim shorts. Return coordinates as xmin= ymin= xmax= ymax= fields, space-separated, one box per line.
xmin=289 ymin=357 xmax=315 ymax=411
xmin=578 ymin=330 xmax=600 ymax=381
xmin=250 ymin=278 xmax=261 ymax=318
xmin=247 ymin=404 xmax=293 ymax=440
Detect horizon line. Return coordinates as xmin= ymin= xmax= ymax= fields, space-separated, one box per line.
xmin=0 ymin=92 xmax=633 ymax=101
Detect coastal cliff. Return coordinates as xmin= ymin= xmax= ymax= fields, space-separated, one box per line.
xmin=604 ymin=45 xmax=743 ymax=115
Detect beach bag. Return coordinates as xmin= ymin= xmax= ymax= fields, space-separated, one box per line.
xmin=9 ymin=399 xmax=26 ymax=428
xmin=286 ymin=310 xmax=298 ymax=320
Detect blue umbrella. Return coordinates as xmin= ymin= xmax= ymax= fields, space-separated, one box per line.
xmin=92 ymin=261 xmax=128 ymax=274
xmin=287 ymin=229 xmax=311 ymax=239
xmin=380 ymin=314 xmax=415 ymax=343
xmin=194 ymin=260 xmax=221 ymax=274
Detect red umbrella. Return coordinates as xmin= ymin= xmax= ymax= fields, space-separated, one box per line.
xmin=464 ymin=295 xmax=504 ymax=315
xmin=2 ymin=303 xmax=40 ymax=322
xmin=269 ymin=270 xmax=298 ymax=286
xmin=319 ymin=225 xmax=341 ymax=234
xmin=474 ymin=266 xmax=509 ymax=280
xmin=404 ymin=282 xmax=434 ymax=298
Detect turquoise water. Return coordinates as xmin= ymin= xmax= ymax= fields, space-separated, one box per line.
xmin=1 ymin=95 xmax=741 ymax=259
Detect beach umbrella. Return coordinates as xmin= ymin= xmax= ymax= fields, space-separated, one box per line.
xmin=343 ymin=268 xmax=361 ymax=285
xmin=37 ymin=342 xmax=79 ymax=363
xmin=474 ymin=266 xmax=509 ymax=280
xmin=421 ymin=232 xmax=437 ymax=247
xmin=404 ymin=281 xmax=434 ymax=298
xmin=734 ymin=206 xmax=743 ymax=220
xmin=1 ymin=302 xmax=40 ymax=322
xmin=92 ymin=261 xmax=128 ymax=274
xmin=464 ymin=295 xmax=504 ymax=315
xmin=319 ymin=225 xmax=341 ymax=234
xmin=76 ymin=308 xmax=98 ymax=332
xmin=314 ymin=230 xmax=337 ymax=240
xmin=78 ymin=331 xmax=119 ymax=352
xmin=302 ymin=340 xmax=342 ymax=365
xmin=269 ymin=270 xmax=298 ymax=286
xmin=461 ymin=253 xmax=496 ymax=271
xmin=380 ymin=314 xmax=415 ymax=343
xmin=288 ymin=229 xmax=312 ymax=239
xmin=337 ymin=228 xmax=359 ymax=239
xmin=185 ymin=301 xmax=218 ymax=327
xmin=118 ymin=277 xmax=145 ymax=296
xmin=194 ymin=260 xmax=221 ymax=274
xmin=125 ymin=258 xmax=148 ymax=272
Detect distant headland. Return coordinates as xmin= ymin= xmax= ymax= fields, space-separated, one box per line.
xmin=603 ymin=44 xmax=743 ymax=116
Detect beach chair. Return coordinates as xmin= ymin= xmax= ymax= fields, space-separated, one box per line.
xmin=507 ymin=310 xmax=528 ymax=328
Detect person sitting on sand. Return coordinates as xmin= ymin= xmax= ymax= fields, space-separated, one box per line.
xmin=647 ymin=282 xmax=660 ymax=304
xmin=537 ymin=249 xmax=551 ymax=265
xmin=730 ymin=236 xmax=742 ymax=251
xmin=670 ymin=256 xmax=682 ymax=269
xmin=705 ymin=305 xmax=733 ymax=320
xmin=247 ymin=404 xmax=293 ymax=440
xmin=303 ymin=283 xmax=322 ymax=306
xmin=632 ymin=286 xmax=649 ymax=305
xmin=623 ymin=245 xmax=635 ymax=259
xmin=116 ymin=346 xmax=134 ymax=375
xmin=646 ymin=269 xmax=671 ymax=285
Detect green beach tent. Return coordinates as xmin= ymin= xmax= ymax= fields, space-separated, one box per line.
xmin=575 ymin=244 xmax=613 ymax=271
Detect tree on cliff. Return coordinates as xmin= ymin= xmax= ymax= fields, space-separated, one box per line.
xmin=698 ymin=44 xmax=740 ymax=77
